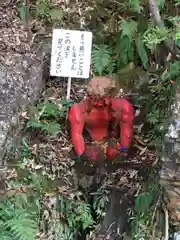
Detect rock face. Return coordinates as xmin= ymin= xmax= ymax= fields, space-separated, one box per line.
xmin=0 ymin=53 xmax=45 ymax=168
xmin=0 ymin=5 xmax=47 ymax=175
xmin=160 ymin=88 xmax=180 ymax=229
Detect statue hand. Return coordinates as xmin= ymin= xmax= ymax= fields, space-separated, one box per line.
xmin=106 ymin=144 xmax=128 ymax=160
xmin=76 ymin=146 xmax=102 ymax=162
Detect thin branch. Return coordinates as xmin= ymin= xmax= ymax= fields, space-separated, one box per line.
xmin=148 ymin=0 xmax=164 ymax=28
xmin=148 ymin=0 xmax=180 ymax=56
xmin=163 ymin=205 xmax=169 ymax=240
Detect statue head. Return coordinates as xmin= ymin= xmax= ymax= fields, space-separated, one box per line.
xmin=86 ymin=76 xmax=117 ymax=109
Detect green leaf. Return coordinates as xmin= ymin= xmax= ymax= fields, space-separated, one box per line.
xmin=163 ymin=61 xmax=180 ymax=80
xmin=135 ymin=34 xmax=148 ymax=69
xmin=14 ymin=194 xmax=28 ymax=208
xmin=128 ymin=0 xmax=142 ymax=13
xmin=107 ymin=59 xmax=116 ymax=74
xmin=120 ymin=20 xmax=138 ymax=38
xmin=41 ymin=122 xmax=61 ymax=136
xmin=156 ymin=0 xmax=165 ymax=9
xmin=5 ymin=216 xmax=38 ymax=240
xmin=27 ymin=119 xmax=43 ymax=129
xmin=135 ymin=192 xmax=153 ymax=214
xmin=137 ymin=15 xmax=149 ymax=34
xmin=19 ymin=6 xmax=26 ymax=21
xmin=38 ymin=101 xmax=61 ymax=118
xmin=74 ymin=203 xmax=94 ymax=230
xmin=60 ymin=98 xmax=74 ymax=107
xmin=36 ymin=1 xmax=49 ymax=17
xmin=49 ymin=7 xmax=64 ymax=20
xmin=0 ymin=201 xmax=38 ymax=240
xmin=116 ymin=35 xmax=134 ymax=66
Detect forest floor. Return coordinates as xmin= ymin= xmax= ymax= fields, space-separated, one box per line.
xmin=2 ymin=76 xmax=163 ymax=240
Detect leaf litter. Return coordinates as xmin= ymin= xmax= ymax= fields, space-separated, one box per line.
xmin=3 ymin=75 xmax=157 ymax=239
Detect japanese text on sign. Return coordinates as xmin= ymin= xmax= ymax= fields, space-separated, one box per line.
xmin=50 ymin=29 xmax=92 ymax=79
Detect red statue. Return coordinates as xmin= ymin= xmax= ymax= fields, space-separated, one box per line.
xmin=69 ymin=76 xmax=134 ymax=161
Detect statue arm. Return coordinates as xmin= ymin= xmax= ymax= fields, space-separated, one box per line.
xmin=112 ymin=98 xmax=134 ymax=151
xmin=69 ymin=103 xmax=85 ymax=156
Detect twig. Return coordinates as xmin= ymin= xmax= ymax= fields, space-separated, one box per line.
xmin=163 ymin=205 xmax=169 ymax=240
xmin=148 ymin=0 xmax=180 ymax=56
xmin=76 ymin=0 xmax=84 ymax=28
xmin=151 ymin=196 xmax=160 ymax=226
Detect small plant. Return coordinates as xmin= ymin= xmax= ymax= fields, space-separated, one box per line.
xmin=18 ymin=0 xmax=64 ymax=23
xmin=91 ymin=18 xmax=149 ymax=76
xmin=126 ymin=0 xmax=142 ymax=13
xmin=35 ymin=0 xmax=64 ymax=22
xmin=143 ymin=27 xmax=171 ymax=51
xmin=92 ymin=44 xmax=113 ymax=75
xmin=93 ymin=194 xmax=108 ymax=219
xmin=20 ymin=138 xmax=32 ymax=160
xmin=118 ymin=19 xmax=148 ymax=69
xmin=146 ymin=61 xmax=180 ymax=144
xmin=129 ymin=178 xmax=159 ymax=240
xmin=0 ymin=199 xmax=39 ymax=240
xmin=27 ymin=99 xmax=73 ymax=136
xmin=56 ymin=195 xmax=94 ymax=232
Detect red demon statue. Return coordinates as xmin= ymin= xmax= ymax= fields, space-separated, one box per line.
xmin=69 ymin=76 xmax=134 ymax=162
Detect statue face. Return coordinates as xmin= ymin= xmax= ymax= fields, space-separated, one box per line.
xmin=88 ymin=96 xmax=111 ymax=109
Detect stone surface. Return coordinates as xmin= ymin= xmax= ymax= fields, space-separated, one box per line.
xmin=160 ymin=89 xmax=180 ymax=228
xmin=0 ymin=52 xmax=46 ymax=170
xmin=0 ymin=4 xmax=49 ymax=175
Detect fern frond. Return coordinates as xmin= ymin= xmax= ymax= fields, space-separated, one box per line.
xmin=0 ymin=201 xmax=15 ymax=220
xmin=41 ymin=121 xmax=61 ymax=135
xmin=27 ymin=119 xmax=44 ymax=129
xmin=92 ymin=44 xmax=111 ymax=75
xmin=107 ymin=59 xmax=116 ymax=74
xmin=74 ymin=203 xmax=94 ymax=230
xmin=143 ymin=27 xmax=170 ymax=51
xmin=0 ymin=201 xmax=38 ymax=240
xmin=4 ymin=212 xmax=38 ymax=240
xmin=38 ymin=101 xmax=61 ymax=118
xmin=0 ymin=229 xmax=12 ymax=240
xmin=27 ymin=119 xmax=60 ymax=136
xmin=30 ymin=173 xmax=53 ymax=193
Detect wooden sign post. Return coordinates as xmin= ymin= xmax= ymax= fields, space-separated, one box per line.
xmin=50 ymin=29 xmax=93 ymax=99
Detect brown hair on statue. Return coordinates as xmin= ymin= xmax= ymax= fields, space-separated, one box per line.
xmin=86 ymin=76 xmax=118 ymax=99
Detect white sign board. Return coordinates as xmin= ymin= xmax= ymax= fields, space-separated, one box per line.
xmin=50 ymin=29 xmax=93 ymax=79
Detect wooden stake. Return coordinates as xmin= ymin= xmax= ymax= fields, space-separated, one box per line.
xmin=66 ymin=77 xmax=72 ymax=100
xmin=24 ymin=0 xmax=32 ymax=43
